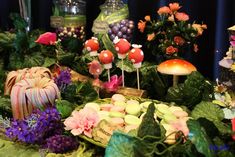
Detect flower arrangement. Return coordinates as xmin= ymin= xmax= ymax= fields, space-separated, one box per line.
xmin=138 ymin=2 xmax=207 ymax=61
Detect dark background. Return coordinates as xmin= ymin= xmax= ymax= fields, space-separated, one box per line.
xmin=0 ymin=0 xmax=235 ymax=80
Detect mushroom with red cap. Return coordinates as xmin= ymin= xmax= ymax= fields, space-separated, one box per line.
xmin=84 ymin=37 xmax=100 ymax=56
xmin=113 ymin=37 xmax=131 ymax=59
xmin=157 ymin=59 xmax=197 ymax=86
xmin=99 ymin=50 xmax=114 ymax=69
xmin=128 ymin=44 xmax=144 ymax=68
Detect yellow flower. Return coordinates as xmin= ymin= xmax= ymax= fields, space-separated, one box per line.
xmin=138 ymin=20 xmax=146 ymax=33
xmin=144 ymin=15 xmax=151 ymax=21
xmin=147 ymin=33 xmax=155 ymax=41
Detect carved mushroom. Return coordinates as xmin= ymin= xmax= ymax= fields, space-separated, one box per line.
xmin=84 ymin=37 xmax=100 ymax=56
xmin=157 ymin=59 xmax=197 ymax=86
xmin=113 ymin=37 xmax=131 ymax=59
xmin=128 ymin=44 xmax=144 ymax=68
xmin=99 ymin=50 xmax=114 ymax=69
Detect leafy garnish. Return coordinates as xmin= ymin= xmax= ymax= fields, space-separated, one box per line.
xmin=138 ymin=103 xmax=161 ymax=138
xmin=166 ymin=71 xmax=214 ymax=109
xmin=187 ymin=119 xmax=215 ymax=157
xmin=191 ymin=101 xmax=230 ymax=134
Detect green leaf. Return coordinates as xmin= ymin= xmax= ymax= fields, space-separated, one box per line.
xmin=14 ymin=31 xmax=28 ymax=52
xmin=57 ymin=52 xmax=76 ymax=66
xmin=55 ymin=99 xmax=75 ymax=119
xmin=187 ymin=119 xmax=215 ymax=157
xmin=10 ymin=13 xmax=28 ymax=31
xmin=116 ymin=58 xmax=135 ymax=73
xmin=42 ymin=57 xmax=56 ymax=67
xmin=137 ymin=103 xmax=161 ymax=138
xmin=23 ymin=52 xmax=44 ymax=68
xmin=212 ymin=137 xmax=234 ymax=157
xmin=191 ymin=101 xmax=230 ymax=134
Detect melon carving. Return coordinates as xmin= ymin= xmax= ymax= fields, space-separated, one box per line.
xmin=4 ymin=67 xmax=52 ymax=95
xmin=10 ymin=77 xmax=60 ymax=119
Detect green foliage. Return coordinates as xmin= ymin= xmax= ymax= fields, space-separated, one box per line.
xmin=191 ymin=101 xmax=231 ymax=134
xmin=0 ymin=96 xmax=12 ymax=117
xmin=137 ymin=103 xmax=161 ymax=138
xmin=62 ymin=81 xmax=98 ymax=105
xmin=55 ymin=99 xmax=76 ymax=119
xmin=166 ymin=71 xmax=214 ymax=109
xmin=187 ymin=119 xmax=216 ymax=157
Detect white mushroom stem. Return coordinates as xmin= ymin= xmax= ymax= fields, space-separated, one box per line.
xmin=173 ymin=75 xmax=179 ymax=87
xmin=108 ymin=69 xmax=111 ymax=82
xmin=137 ymin=68 xmax=140 ymax=90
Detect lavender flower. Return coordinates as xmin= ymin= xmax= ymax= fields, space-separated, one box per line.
xmin=5 ymin=107 xmax=63 ymax=144
xmin=54 ymin=69 xmax=72 ymax=92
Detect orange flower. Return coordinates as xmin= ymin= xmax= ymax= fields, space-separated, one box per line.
xmin=169 ymin=3 xmax=181 ymax=12
xmin=157 ymin=6 xmax=172 ymax=15
xmin=145 ymin=15 xmax=151 ymax=21
xmin=147 ymin=33 xmax=155 ymax=41
xmin=193 ymin=44 xmax=199 ymax=52
xmin=166 ymin=46 xmax=178 ymax=55
xmin=138 ymin=20 xmax=146 ymax=33
xmin=168 ymin=14 xmax=175 ymax=22
xmin=192 ymin=24 xmax=207 ymax=36
xmin=175 ymin=12 xmax=189 ymax=21
xmin=174 ymin=36 xmax=185 ymax=46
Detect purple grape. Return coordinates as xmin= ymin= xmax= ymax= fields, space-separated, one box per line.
xmin=112 ymin=26 xmax=119 ymax=34
xmin=128 ymin=23 xmax=134 ymax=29
xmin=122 ymin=34 xmax=127 ymax=39
xmin=127 ymin=28 xmax=132 ymax=35
xmin=120 ymin=19 xmax=126 ymax=25
xmin=117 ymin=31 xmax=123 ymax=38
xmin=109 ymin=34 xmax=116 ymax=41
xmin=115 ymin=23 xmax=121 ymax=29
xmin=121 ymin=26 xmax=128 ymax=33
xmin=108 ymin=28 xmax=112 ymax=35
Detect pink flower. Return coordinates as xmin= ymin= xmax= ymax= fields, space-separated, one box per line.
xmin=230 ymin=41 xmax=235 ymax=46
xmin=103 ymin=75 xmax=122 ymax=92
xmin=169 ymin=3 xmax=181 ymax=12
xmin=157 ymin=6 xmax=172 ymax=15
xmin=175 ymin=12 xmax=189 ymax=21
xmin=64 ymin=108 xmax=99 ymax=138
xmin=169 ymin=119 xmax=189 ymax=136
xmin=35 ymin=32 xmax=57 ymax=45
xmin=88 ymin=60 xmax=102 ymax=77
xmin=231 ymin=35 xmax=235 ymax=41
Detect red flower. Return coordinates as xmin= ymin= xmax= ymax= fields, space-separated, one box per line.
xmin=35 ymin=32 xmax=57 ymax=45
xmin=138 ymin=20 xmax=146 ymax=33
xmin=174 ymin=36 xmax=185 ymax=46
xmin=166 ymin=46 xmax=178 ymax=55
xmin=175 ymin=12 xmax=189 ymax=21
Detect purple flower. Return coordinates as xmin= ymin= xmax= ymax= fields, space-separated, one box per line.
xmin=54 ymin=69 xmax=72 ymax=91
xmin=5 ymin=108 xmax=63 ymax=144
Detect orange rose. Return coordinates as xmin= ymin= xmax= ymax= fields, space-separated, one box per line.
xmin=157 ymin=6 xmax=172 ymax=15
xmin=138 ymin=20 xmax=146 ymax=33
xmin=166 ymin=46 xmax=178 ymax=55
xmin=174 ymin=36 xmax=185 ymax=46
xmin=145 ymin=15 xmax=151 ymax=21
xmin=175 ymin=12 xmax=189 ymax=21
xmin=169 ymin=3 xmax=181 ymax=12
xmin=192 ymin=24 xmax=207 ymax=36
xmin=147 ymin=33 xmax=155 ymax=41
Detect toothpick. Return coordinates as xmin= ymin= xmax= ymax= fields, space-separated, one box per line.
xmin=137 ymin=68 xmax=140 ymax=90
xmin=121 ymin=58 xmax=125 ymax=87
xmin=108 ymin=69 xmax=110 ymax=82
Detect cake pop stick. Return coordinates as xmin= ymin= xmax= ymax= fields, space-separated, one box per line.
xmin=113 ymin=37 xmax=131 ymax=87
xmin=84 ymin=37 xmax=100 ymax=57
xmin=99 ymin=50 xmax=114 ymax=82
xmin=128 ymin=44 xmax=144 ymax=90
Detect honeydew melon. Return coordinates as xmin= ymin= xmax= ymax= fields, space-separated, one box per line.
xmin=124 ymin=115 xmax=141 ymax=125
xmin=109 ymin=111 xmax=125 ymax=118
xmin=125 ymin=103 xmax=141 ymax=116
xmin=85 ymin=102 xmax=100 ymax=112
xmin=114 ymin=101 xmax=127 ymax=108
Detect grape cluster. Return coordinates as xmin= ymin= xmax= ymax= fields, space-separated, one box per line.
xmin=56 ymin=26 xmax=85 ymax=41
xmin=108 ymin=19 xmax=134 ymax=41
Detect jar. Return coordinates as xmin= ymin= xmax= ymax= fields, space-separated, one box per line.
xmin=51 ymin=0 xmax=86 ymax=41
xmin=92 ymin=0 xmax=134 ymax=42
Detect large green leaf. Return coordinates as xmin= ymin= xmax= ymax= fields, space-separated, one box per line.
xmin=191 ymin=101 xmax=230 ymax=134
xmin=42 ymin=57 xmax=56 ymax=67
xmin=23 ymin=52 xmax=44 ymax=68
xmin=187 ymin=119 xmax=215 ymax=157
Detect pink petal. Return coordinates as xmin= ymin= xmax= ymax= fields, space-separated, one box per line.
xmin=84 ymin=129 xmax=93 ymax=138
xmin=64 ymin=117 xmax=78 ymax=130
xmin=231 ymin=35 xmax=235 ymax=41
xmin=35 ymin=32 xmax=57 ymax=45
xmin=71 ymin=128 xmax=84 ymax=136
xmin=230 ymin=41 xmax=235 ymax=46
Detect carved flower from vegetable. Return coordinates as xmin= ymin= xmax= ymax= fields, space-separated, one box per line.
xmin=64 ymin=107 xmax=99 ymax=138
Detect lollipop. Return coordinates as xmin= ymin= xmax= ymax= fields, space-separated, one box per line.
xmin=128 ymin=44 xmax=144 ymax=90
xmin=99 ymin=50 xmax=114 ymax=82
xmin=84 ymin=37 xmax=100 ymax=56
xmin=113 ymin=37 xmax=131 ymax=87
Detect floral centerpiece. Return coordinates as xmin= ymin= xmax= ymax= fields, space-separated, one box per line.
xmin=138 ymin=2 xmax=207 ymax=62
